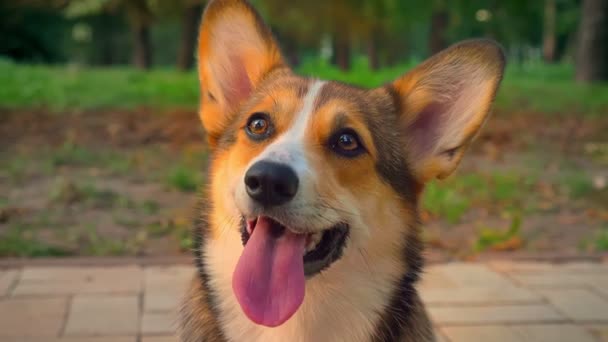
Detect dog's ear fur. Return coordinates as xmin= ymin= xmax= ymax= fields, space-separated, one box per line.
xmin=197 ymin=0 xmax=285 ymax=147
xmin=391 ymin=39 xmax=505 ymax=183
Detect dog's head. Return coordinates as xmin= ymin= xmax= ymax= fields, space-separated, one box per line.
xmin=197 ymin=0 xmax=505 ymax=328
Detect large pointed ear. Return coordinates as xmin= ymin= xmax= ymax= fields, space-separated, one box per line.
xmin=392 ymin=39 xmax=505 ymax=183
xmin=197 ymin=0 xmax=285 ymax=147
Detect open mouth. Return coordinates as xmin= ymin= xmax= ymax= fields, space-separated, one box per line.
xmin=240 ymin=216 xmax=349 ymax=277
xmin=233 ymin=215 xmax=348 ymax=327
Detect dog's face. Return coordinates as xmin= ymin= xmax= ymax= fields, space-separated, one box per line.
xmin=197 ymin=0 xmax=504 ymax=328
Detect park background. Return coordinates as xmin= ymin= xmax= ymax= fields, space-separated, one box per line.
xmin=0 ymin=0 xmax=607 ymax=261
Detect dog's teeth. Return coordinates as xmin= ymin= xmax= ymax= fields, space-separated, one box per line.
xmin=305 ymin=233 xmax=322 ymax=254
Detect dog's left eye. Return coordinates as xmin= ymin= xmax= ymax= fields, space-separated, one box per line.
xmin=330 ymin=129 xmax=365 ymax=157
xmin=245 ymin=113 xmax=273 ymax=140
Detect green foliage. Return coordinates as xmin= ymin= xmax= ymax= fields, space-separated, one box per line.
xmin=423 ymin=172 xmax=535 ymax=224
xmin=82 ymin=224 xmax=129 ymax=255
xmin=167 ymin=165 xmax=200 ymax=192
xmin=594 ymin=228 xmax=608 ymax=252
xmin=560 ymin=172 xmax=595 ymax=198
xmin=178 ymin=226 xmax=193 ymax=251
xmin=474 ymin=213 xmax=523 ymax=252
xmin=50 ymin=142 xmax=98 ymax=167
xmin=1 ymin=60 xmax=607 ymax=115
xmin=423 ymin=182 xmax=471 ymax=224
xmin=49 ymin=178 xmax=132 ymax=208
xmin=141 ymin=199 xmax=160 ymax=215
xmin=0 ymin=226 xmax=73 ymax=257
xmin=581 ymin=226 xmax=608 ymax=252
xmin=0 ymin=59 xmax=198 ymax=110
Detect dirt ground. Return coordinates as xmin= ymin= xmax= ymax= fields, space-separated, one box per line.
xmin=1 ymin=108 xmax=607 ymax=260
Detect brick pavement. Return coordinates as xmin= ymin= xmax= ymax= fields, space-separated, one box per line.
xmin=0 ymin=261 xmax=607 ymax=341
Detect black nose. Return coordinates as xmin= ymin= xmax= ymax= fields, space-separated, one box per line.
xmin=244 ymin=161 xmax=299 ymax=206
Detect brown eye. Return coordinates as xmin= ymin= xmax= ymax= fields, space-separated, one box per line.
xmin=330 ymin=129 xmax=365 ymax=157
xmin=249 ymin=118 xmax=268 ymax=134
xmin=246 ymin=113 xmax=273 ymax=141
xmin=337 ymin=134 xmax=358 ymax=151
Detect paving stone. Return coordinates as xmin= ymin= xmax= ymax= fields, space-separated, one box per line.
xmin=488 ymin=261 xmax=556 ymax=274
xmin=141 ymin=312 xmax=177 ymax=335
xmin=434 ymin=330 xmax=450 ymax=342
xmin=141 ymin=337 xmax=179 ymax=342
xmin=0 ymin=297 xmax=68 ymax=337
xmin=144 ymin=266 xmax=194 ymax=293
xmin=431 ymin=263 xmax=516 ymax=288
xmin=561 ymin=262 xmax=608 ymax=272
xmin=144 ymin=266 xmax=194 ymax=312
xmin=442 ymin=324 xmax=596 ymax=342
xmin=489 ymin=261 xmax=608 ymax=274
xmin=429 ymin=304 xmax=565 ymax=325
xmin=591 ymin=281 xmax=608 ymax=299
xmin=64 ymin=295 xmax=139 ymax=335
xmin=1 ymin=338 xmax=136 ymax=342
xmin=511 ymin=324 xmax=597 ymax=342
xmin=14 ymin=266 xmax=142 ymax=296
xmin=0 ymin=269 xmax=19 ymax=296
xmin=441 ymin=325 xmax=519 ymax=342
xmin=510 ymin=273 xmax=608 ymax=288
xmin=418 ymin=266 xmax=457 ymax=289
xmin=421 ymin=286 xmax=542 ymax=305
xmin=538 ymin=289 xmax=608 ymax=321
xmin=145 ymin=292 xmax=185 ymax=313
xmin=586 ymin=324 xmax=608 ymax=341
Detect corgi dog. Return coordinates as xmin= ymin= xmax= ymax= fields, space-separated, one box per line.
xmin=179 ymin=0 xmax=505 ymax=341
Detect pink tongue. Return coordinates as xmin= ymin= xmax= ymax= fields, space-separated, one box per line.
xmin=232 ymin=217 xmax=306 ymax=327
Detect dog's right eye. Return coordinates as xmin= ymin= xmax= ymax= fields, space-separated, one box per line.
xmin=246 ymin=113 xmax=273 ymax=141
xmin=329 ymin=129 xmax=366 ymax=158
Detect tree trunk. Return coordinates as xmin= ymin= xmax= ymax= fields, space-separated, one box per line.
xmin=367 ymin=28 xmax=380 ymax=70
xmin=177 ymin=4 xmax=203 ymax=71
xmin=132 ymin=23 xmax=152 ymax=69
xmin=429 ymin=8 xmax=449 ymax=55
xmin=576 ymin=0 xmax=608 ymax=83
xmin=543 ymin=0 xmax=557 ymax=63
xmin=284 ymin=42 xmax=301 ymax=68
xmin=332 ymin=35 xmax=351 ymax=71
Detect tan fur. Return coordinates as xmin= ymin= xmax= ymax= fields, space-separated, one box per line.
xmin=180 ymin=1 xmax=504 ymax=341
xmin=393 ymin=41 xmax=505 ymax=182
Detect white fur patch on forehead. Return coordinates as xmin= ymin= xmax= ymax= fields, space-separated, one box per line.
xmin=288 ymin=80 xmax=326 ymax=139
xmin=248 ymin=80 xmax=325 ymax=176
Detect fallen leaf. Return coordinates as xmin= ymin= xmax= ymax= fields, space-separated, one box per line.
xmin=489 ymin=236 xmax=523 ymax=251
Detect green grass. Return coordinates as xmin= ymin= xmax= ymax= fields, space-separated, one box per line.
xmin=422 ymin=172 xmax=536 ymax=224
xmin=560 ymin=172 xmax=596 ymax=198
xmin=0 ymin=58 xmax=198 ymax=110
xmin=0 ymin=226 xmax=73 ymax=257
xmin=594 ymin=228 xmax=608 ymax=252
xmin=165 ymin=149 xmax=207 ymax=192
xmin=580 ymin=226 xmax=608 ymax=252
xmin=49 ymin=178 xmax=133 ymax=208
xmin=166 ymin=164 xmax=201 ymax=192
xmin=423 ymin=182 xmax=471 ymax=224
xmin=1 ymin=57 xmax=607 ymax=114
xmin=81 ymin=224 xmax=130 ymax=256
xmin=473 ymin=213 xmax=523 ymax=252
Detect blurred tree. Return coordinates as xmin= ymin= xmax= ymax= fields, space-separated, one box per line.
xmin=0 ymin=1 xmax=72 ymax=63
xmin=429 ymin=0 xmax=449 ymax=54
xmin=177 ymin=3 xmax=203 ymax=71
xmin=575 ymin=0 xmax=608 ymax=82
xmin=543 ymin=0 xmax=557 ymax=62
xmin=147 ymin=0 xmax=206 ymax=69
xmin=66 ymin=0 xmax=154 ymax=69
xmin=126 ymin=0 xmax=153 ymax=69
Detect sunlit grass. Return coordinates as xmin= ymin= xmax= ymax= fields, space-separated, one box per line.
xmin=1 ymin=57 xmax=607 ymax=115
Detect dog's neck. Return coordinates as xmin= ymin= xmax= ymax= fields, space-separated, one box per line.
xmin=192 ymin=213 xmax=429 ymax=342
